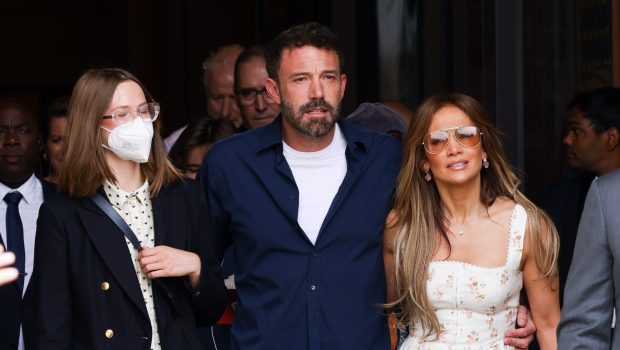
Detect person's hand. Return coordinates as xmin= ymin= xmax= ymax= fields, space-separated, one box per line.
xmin=0 ymin=245 xmax=18 ymax=286
xmin=139 ymin=245 xmax=201 ymax=288
xmin=504 ymin=304 xmax=536 ymax=350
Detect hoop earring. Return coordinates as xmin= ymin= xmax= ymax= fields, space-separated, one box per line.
xmin=424 ymin=169 xmax=432 ymax=181
xmin=482 ymin=158 xmax=490 ymax=169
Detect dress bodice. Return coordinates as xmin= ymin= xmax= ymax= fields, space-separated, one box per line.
xmin=401 ymin=204 xmax=526 ymax=350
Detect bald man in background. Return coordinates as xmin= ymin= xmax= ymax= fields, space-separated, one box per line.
xmin=165 ymin=44 xmax=244 ymax=150
xmin=203 ymin=44 xmax=245 ymax=128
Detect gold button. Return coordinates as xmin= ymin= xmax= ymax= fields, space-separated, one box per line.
xmin=105 ymin=329 xmax=114 ymax=338
xmin=101 ymin=282 xmax=110 ymax=291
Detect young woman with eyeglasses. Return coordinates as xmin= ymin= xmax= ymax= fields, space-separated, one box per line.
xmin=384 ymin=93 xmax=560 ymax=349
xmin=31 ymin=68 xmax=227 ymax=350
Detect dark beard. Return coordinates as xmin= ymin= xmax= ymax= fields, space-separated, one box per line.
xmin=281 ymin=97 xmax=341 ymax=138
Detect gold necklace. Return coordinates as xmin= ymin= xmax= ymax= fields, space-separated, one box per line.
xmin=451 ymin=220 xmax=467 ymax=235
xmin=450 ymin=208 xmax=484 ymax=236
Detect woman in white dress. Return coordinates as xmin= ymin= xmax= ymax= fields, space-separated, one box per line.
xmin=384 ymin=93 xmax=560 ymax=349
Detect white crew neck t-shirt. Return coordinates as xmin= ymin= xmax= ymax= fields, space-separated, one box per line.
xmin=282 ymin=124 xmax=347 ymax=244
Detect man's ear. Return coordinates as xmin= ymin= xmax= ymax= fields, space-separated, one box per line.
xmin=606 ymin=127 xmax=619 ymax=150
xmin=265 ymin=78 xmax=281 ymax=105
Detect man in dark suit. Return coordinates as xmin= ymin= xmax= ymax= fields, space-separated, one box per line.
xmin=0 ymin=98 xmax=55 ymax=350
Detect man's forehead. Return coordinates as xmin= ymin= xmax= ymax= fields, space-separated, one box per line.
xmin=206 ymin=66 xmax=234 ymax=88
xmin=569 ymin=108 xmax=594 ymax=126
xmin=237 ymin=59 xmax=268 ymax=85
xmin=0 ymin=107 xmax=37 ymax=126
xmin=280 ymin=46 xmax=341 ymax=71
xmin=239 ymin=56 xmax=267 ymax=71
xmin=282 ymin=45 xmax=338 ymax=57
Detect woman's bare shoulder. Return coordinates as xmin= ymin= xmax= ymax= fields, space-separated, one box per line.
xmin=488 ymin=196 xmax=517 ymax=217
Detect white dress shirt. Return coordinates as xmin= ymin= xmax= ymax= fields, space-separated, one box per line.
xmin=0 ymin=174 xmax=44 ymax=350
xmin=0 ymin=174 xmax=44 ymax=292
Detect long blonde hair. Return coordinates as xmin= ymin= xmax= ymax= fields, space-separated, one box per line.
xmin=59 ymin=68 xmax=180 ymax=198
xmin=388 ymin=93 xmax=559 ymax=338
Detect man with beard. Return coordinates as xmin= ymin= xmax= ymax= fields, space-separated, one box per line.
xmin=199 ymin=23 xmax=535 ymax=350
xmin=0 ymin=98 xmax=55 ymax=350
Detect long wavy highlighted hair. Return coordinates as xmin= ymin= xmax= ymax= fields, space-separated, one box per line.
xmin=387 ymin=93 xmax=559 ymax=338
xmin=59 ymin=68 xmax=180 ymax=198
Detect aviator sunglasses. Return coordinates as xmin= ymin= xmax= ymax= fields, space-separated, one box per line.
xmin=422 ymin=125 xmax=483 ymax=154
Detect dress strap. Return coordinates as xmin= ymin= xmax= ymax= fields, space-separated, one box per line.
xmin=506 ymin=204 xmax=527 ymax=270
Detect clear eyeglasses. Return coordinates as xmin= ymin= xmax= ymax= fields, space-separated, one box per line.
xmin=235 ymin=87 xmax=274 ymax=106
xmin=422 ymin=125 xmax=483 ymax=154
xmin=102 ymin=102 xmax=160 ymax=125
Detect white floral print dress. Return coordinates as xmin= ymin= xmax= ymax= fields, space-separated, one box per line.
xmin=400 ymin=204 xmax=526 ymax=350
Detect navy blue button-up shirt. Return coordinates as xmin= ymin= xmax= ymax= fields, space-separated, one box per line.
xmin=200 ymin=117 xmax=401 ymax=350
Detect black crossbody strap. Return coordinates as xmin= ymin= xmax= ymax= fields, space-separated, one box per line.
xmin=91 ymin=193 xmax=142 ymax=250
xmin=91 ymin=192 xmax=203 ymax=350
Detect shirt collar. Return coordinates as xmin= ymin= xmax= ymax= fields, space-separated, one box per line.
xmin=103 ymin=180 xmax=150 ymax=210
xmin=255 ymin=115 xmax=368 ymax=158
xmin=0 ymin=174 xmax=40 ymax=205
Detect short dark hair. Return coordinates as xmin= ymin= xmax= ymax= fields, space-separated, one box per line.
xmin=234 ymin=45 xmax=266 ymax=91
xmin=265 ymin=22 xmax=344 ymax=83
xmin=0 ymin=96 xmax=40 ymax=133
xmin=169 ymin=117 xmax=235 ymax=172
xmin=48 ymin=95 xmax=69 ymax=118
xmin=568 ymin=87 xmax=620 ymax=134
xmin=45 ymin=95 xmax=69 ymax=137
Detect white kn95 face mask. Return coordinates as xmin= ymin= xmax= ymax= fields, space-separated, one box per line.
xmin=100 ymin=118 xmax=154 ymax=163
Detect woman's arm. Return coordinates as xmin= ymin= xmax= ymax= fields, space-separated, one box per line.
xmin=522 ymin=218 xmax=560 ymax=350
xmin=383 ymin=210 xmax=398 ymax=305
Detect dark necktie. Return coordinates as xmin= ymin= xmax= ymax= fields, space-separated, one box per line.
xmin=5 ymin=191 xmax=24 ymax=292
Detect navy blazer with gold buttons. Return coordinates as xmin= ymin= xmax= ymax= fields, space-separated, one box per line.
xmin=31 ymin=179 xmax=227 ymax=350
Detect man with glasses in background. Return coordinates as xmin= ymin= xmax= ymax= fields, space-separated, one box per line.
xmin=164 ymin=44 xmax=244 ymax=150
xmin=234 ymin=45 xmax=280 ymax=132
